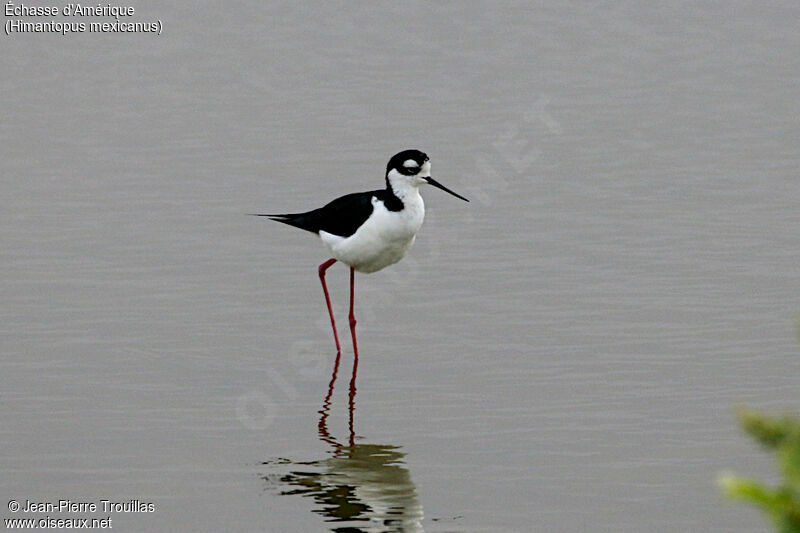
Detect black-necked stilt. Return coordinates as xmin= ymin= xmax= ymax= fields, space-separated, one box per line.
xmin=253 ymin=149 xmax=468 ymax=357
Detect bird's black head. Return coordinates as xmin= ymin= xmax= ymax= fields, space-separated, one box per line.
xmin=386 ymin=149 xmax=429 ymax=177
xmin=384 ymin=149 xmax=470 ymax=202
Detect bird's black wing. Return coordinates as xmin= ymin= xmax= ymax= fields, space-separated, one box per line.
xmin=253 ymin=190 xmax=385 ymax=238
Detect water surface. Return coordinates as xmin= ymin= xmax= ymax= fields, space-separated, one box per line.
xmin=2 ymin=2 xmax=799 ymax=532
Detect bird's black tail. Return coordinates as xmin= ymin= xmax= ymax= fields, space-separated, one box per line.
xmin=248 ymin=212 xmax=321 ymax=234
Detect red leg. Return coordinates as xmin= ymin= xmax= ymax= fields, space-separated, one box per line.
xmin=348 ymin=267 xmax=359 ymax=359
xmin=318 ymin=258 xmax=341 ymax=354
xmin=347 ymin=267 xmax=359 ymax=447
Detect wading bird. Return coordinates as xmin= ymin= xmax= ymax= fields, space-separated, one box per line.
xmin=253 ymin=149 xmax=468 ymax=357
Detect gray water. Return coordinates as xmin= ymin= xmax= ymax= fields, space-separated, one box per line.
xmin=3 ymin=2 xmax=799 ymax=532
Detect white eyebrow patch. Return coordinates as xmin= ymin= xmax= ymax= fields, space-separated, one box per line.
xmin=403 ymin=159 xmax=419 ymax=168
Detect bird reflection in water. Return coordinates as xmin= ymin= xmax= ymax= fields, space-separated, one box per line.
xmin=262 ymin=351 xmax=424 ymax=532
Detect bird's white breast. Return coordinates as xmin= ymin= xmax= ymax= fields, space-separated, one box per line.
xmin=320 ymin=192 xmax=425 ymax=273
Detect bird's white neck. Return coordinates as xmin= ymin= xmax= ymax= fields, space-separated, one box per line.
xmin=385 ymin=167 xmax=428 ymax=209
xmin=389 ymin=179 xmax=423 ymax=204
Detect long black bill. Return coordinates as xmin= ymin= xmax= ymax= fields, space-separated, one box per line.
xmin=424 ymin=176 xmax=470 ymax=202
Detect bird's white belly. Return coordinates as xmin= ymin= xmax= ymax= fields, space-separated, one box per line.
xmin=319 ymin=198 xmax=424 ymax=273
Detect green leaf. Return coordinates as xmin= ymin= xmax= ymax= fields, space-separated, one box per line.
xmin=780 ymin=443 xmax=800 ymax=488
xmin=718 ymin=473 xmax=781 ymax=507
xmin=721 ymin=408 xmax=800 ymax=532
xmin=737 ymin=408 xmax=797 ymax=449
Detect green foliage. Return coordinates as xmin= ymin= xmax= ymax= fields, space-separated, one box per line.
xmin=719 ymin=408 xmax=800 ymax=533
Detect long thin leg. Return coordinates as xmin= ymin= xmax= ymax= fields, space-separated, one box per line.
xmin=348 ymin=272 xmax=358 ymax=447
xmin=348 ymin=267 xmax=359 ymax=359
xmin=318 ymin=258 xmax=341 ymax=354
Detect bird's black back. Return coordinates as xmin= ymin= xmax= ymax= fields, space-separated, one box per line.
xmin=256 ymin=189 xmax=402 ymax=238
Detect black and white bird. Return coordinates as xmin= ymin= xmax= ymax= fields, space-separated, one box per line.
xmin=253 ymin=149 xmax=468 ymax=357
